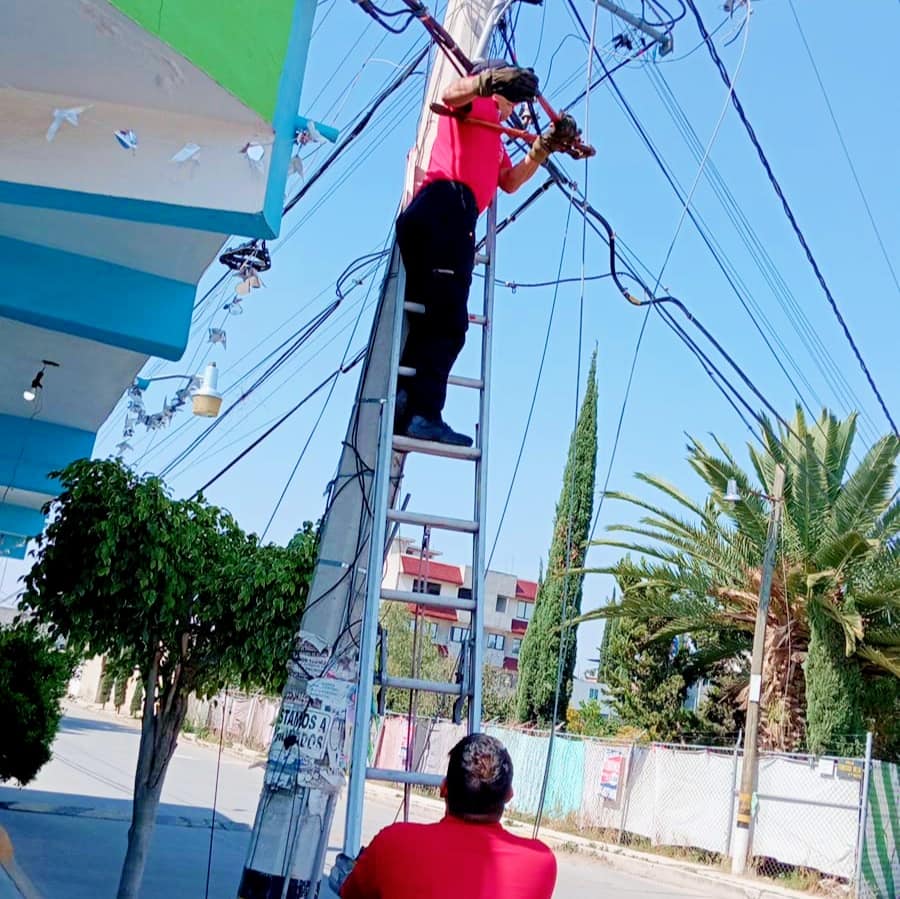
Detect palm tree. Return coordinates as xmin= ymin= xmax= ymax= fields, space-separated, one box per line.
xmin=584 ymin=409 xmax=900 ymax=754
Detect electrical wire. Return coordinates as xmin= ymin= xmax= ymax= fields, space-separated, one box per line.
xmin=685 ymin=0 xmax=898 ymax=437
xmin=785 ymin=0 xmax=900 ymax=298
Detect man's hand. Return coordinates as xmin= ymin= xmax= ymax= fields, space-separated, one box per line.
xmin=474 ymin=66 xmax=539 ymax=103
xmin=527 ymin=114 xmax=581 ymax=164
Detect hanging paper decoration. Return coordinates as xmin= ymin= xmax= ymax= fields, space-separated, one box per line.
xmin=46 ymin=106 xmax=89 ymax=142
xmin=171 ymin=142 xmax=201 ymax=164
xmin=123 ymin=415 xmax=135 ymax=439
xmin=114 ymin=129 xmax=138 ymax=151
xmin=115 ymin=441 xmax=133 ymax=456
xmin=208 ymin=328 xmax=227 ymax=349
xmin=223 ymin=296 xmax=245 ymax=314
xmin=290 ymin=155 xmax=304 ymax=177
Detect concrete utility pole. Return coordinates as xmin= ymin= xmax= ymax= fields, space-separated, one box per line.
xmin=237 ymin=2 xmax=505 ymax=897
xmin=730 ymin=462 xmax=786 ymax=875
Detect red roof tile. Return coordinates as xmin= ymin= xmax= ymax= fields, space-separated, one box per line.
xmin=516 ymin=579 xmax=538 ymax=601
xmin=407 ymin=604 xmax=458 ymax=622
xmin=400 ymin=555 xmax=463 ymax=585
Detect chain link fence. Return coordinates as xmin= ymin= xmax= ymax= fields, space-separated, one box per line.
xmin=182 ymin=695 xmax=889 ymax=896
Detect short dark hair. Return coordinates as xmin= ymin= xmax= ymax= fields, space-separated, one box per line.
xmin=445 ymin=734 xmax=513 ymax=818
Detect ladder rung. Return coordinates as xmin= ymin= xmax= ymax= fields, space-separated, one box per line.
xmin=379 ymin=675 xmax=463 ymax=696
xmin=380 ymin=588 xmax=475 ymax=612
xmin=392 ymin=435 xmax=481 ymax=461
xmin=366 ymin=768 xmax=444 ymax=788
xmin=403 ymin=301 xmax=486 ymax=327
xmin=386 ymin=509 xmax=478 ymax=534
xmin=396 ymin=367 xmax=484 ymax=391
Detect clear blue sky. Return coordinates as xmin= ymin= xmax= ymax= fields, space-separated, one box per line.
xmin=4 ymin=1 xmax=899 ymax=675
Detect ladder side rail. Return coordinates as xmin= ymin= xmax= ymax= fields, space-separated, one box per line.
xmin=343 ymin=261 xmax=407 ymax=860
xmin=468 ymin=200 xmax=497 ymax=730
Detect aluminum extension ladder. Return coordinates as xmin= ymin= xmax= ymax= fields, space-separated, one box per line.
xmin=342 ymin=203 xmax=499 ymax=857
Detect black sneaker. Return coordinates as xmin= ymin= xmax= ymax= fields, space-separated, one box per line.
xmin=394 ymin=388 xmax=409 ymax=435
xmin=405 ymin=414 xmax=473 ymax=447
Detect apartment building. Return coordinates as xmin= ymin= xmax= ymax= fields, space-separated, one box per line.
xmin=382 ymin=538 xmax=538 ymax=674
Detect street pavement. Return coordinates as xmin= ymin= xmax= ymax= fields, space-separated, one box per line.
xmin=0 ymin=705 xmax=708 ymax=898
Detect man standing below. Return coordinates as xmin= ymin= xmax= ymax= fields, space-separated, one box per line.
xmin=339 ymin=733 xmax=557 ymax=898
xmin=396 ymin=62 xmax=580 ymax=446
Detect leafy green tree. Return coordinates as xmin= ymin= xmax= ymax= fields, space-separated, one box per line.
xmin=517 ymin=352 xmax=598 ymax=725
xmin=21 ymin=459 xmax=317 ymax=899
xmin=380 ymin=603 xmax=454 ymax=718
xmin=585 ymin=409 xmax=900 ymax=754
xmin=129 ymin=679 xmax=144 ymax=719
xmin=98 ymin=658 xmax=115 ymax=706
xmin=566 ymin=699 xmax=618 ymax=738
xmin=481 ymin=664 xmax=515 ymax=723
xmin=597 ymin=615 xmax=698 ymax=740
xmin=0 ymin=623 xmax=73 ymax=785
xmin=114 ymin=676 xmax=129 ymax=714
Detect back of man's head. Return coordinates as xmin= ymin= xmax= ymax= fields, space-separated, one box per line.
xmin=445 ymin=733 xmax=513 ymax=820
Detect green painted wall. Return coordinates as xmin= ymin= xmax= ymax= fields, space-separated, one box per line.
xmin=109 ymin=0 xmax=295 ymax=122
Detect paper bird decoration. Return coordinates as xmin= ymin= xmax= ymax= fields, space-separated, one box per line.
xmin=209 ymin=328 xmax=227 ymax=349
xmin=114 ymin=129 xmax=138 ymax=151
xmin=47 ymin=106 xmax=89 ymax=142
xmin=171 ymin=143 xmax=200 ymax=164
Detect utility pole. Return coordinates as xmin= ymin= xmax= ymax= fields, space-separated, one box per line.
xmin=237 ymin=2 xmax=506 ymax=897
xmin=730 ymin=463 xmax=786 ymax=875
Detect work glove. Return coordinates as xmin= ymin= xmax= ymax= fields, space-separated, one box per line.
xmin=474 ymin=66 xmax=539 ymax=103
xmin=527 ymin=114 xmax=581 ymax=164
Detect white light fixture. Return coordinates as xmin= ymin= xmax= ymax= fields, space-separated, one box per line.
xmin=192 ymin=362 xmax=222 ymax=418
xmin=724 ymin=478 xmax=741 ymax=503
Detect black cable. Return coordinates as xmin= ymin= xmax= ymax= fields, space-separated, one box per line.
xmin=284 ymin=45 xmax=428 ymax=216
xmin=685 ymin=0 xmax=898 ymax=437
xmin=203 ymin=689 xmax=228 ymax=899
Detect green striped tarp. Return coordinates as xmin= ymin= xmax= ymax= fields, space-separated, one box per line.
xmin=860 ymin=761 xmax=899 ymax=899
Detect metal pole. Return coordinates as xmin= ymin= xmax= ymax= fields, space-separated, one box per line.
xmin=593 ymin=0 xmax=674 ymax=54
xmin=731 ymin=463 xmax=786 ymax=875
xmin=853 ymin=731 xmax=874 ymax=897
xmin=724 ymin=727 xmax=743 ymax=857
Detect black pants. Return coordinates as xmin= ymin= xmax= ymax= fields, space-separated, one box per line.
xmin=396 ymin=180 xmax=479 ymax=421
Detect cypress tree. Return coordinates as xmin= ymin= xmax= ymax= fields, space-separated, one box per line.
xmin=516 ymin=351 xmax=598 ymax=725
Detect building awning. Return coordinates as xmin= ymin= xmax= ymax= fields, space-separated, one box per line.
xmin=502 ymin=657 xmax=519 ymax=671
xmin=400 ymin=555 xmax=463 ymax=585
xmin=515 ymin=579 xmax=538 ymax=600
xmin=510 ymin=618 xmax=528 ymax=635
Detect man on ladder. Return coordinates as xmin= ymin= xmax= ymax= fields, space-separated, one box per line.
xmin=395 ymin=61 xmax=581 ymax=447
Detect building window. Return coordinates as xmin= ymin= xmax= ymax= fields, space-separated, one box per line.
xmin=457 ymin=587 xmax=472 ymax=600
xmin=426 ymin=621 xmax=439 ymax=640
xmin=510 ymin=638 xmax=522 ymax=656
xmin=516 ymin=600 xmax=534 ymax=620
xmin=495 ymin=595 xmax=507 ymax=613
xmin=588 ymin=687 xmax=599 ymax=701
xmin=412 ymin=579 xmax=441 ymax=596
xmin=486 ymin=633 xmax=505 ymax=650
xmin=450 ymin=626 xmax=470 ymax=643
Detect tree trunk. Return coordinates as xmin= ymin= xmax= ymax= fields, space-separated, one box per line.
xmin=116 ymin=662 xmax=188 ymax=899
xmin=805 ymin=601 xmax=864 ymax=756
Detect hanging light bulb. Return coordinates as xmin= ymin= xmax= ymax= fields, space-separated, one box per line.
xmin=192 ymin=363 xmax=223 ymax=417
xmin=22 ymin=360 xmax=58 ymax=402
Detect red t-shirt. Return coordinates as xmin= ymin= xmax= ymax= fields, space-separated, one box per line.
xmin=420 ymin=97 xmax=513 ymax=213
xmin=340 ymin=815 xmax=557 ymax=899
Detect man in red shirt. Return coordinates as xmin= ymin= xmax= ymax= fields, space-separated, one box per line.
xmin=339 ymin=733 xmax=557 ymax=898
xmin=395 ymin=62 xmax=579 ymax=446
